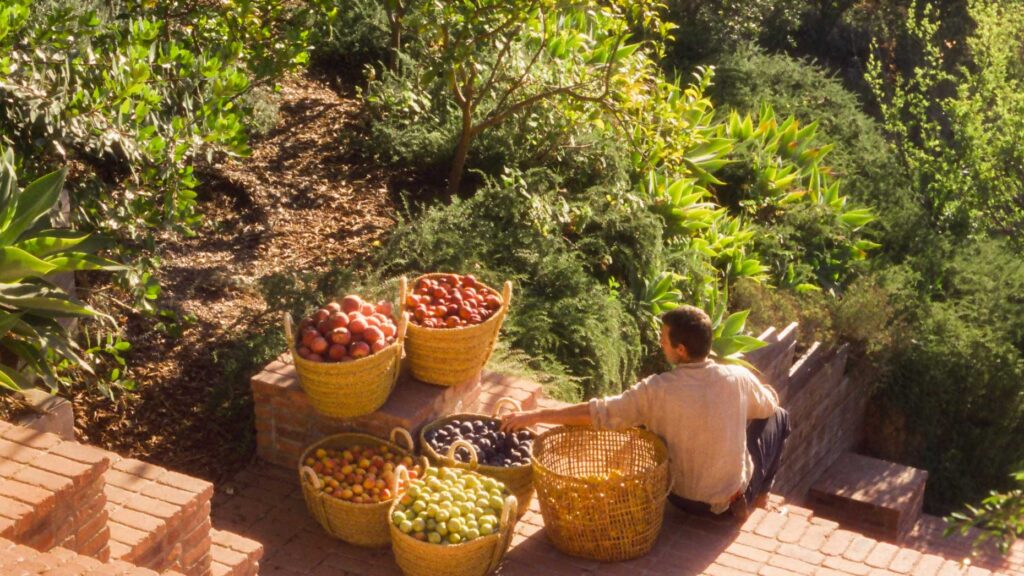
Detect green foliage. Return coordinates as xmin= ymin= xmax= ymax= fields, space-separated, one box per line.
xmin=0 ymin=146 xmax=119 ymax=392
xmin=0 ymin=0 xmax=322 ymax=307
xmin=866 ymin=0 xmax=1024 ymax=240
xmin=666 ymin=0 xmax=806 ymax=67
xmin=312 ymin=0 xmax=391 ymax=77
xmin=946 ymin=471 xmax=1024 ymax=554
xmin=872 ymin=238 xmax=1024 ymax=515
xmin=371 ymin=169 xmax=644 ymax=400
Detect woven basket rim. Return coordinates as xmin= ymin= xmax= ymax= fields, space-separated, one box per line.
xmin=404 ymin=273 xmax=506 ymax=333
xmin=532 ymin=426 xmax=669 ymax=486
xmin=299 ymin=431 xmax=420 ymax=513
xmin=420 ymin=412 xmax=536 ymax=474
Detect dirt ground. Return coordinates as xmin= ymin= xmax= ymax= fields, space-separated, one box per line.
xmin=70 ymin=73 xmax=398 ymax=482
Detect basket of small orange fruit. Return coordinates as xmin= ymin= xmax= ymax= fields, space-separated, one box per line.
xmin=299 ymin=428 xmax=426 ymax=547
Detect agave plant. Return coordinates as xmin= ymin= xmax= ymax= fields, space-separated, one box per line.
xmin=0 ymin=147 xmax=118 ymax=392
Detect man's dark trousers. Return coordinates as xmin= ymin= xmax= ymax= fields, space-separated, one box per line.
xmin=668 ymin=407 xmax=792 ymax=516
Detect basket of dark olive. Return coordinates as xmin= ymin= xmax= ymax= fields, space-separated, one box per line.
xmin=420 ymin=398 xmax=536 ymax=517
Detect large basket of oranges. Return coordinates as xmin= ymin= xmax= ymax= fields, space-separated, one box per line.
xmin=388 ymin=464 xmax=518 ymax=576
xmin=419 ymin=398 xmax=536 ymax=518
xmin=299 ymin=428 xmax=426 ymax=547
xmin=284 ymin=293 xmax=407 ymax=418
xmin=531 ymin=426 xmax=671 ymax=562
xmin=401 ymin=274 xmax=511 ymax=387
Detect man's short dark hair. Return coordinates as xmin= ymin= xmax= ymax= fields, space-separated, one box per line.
xmin=661 ymin=305 xmax=713 ymax=359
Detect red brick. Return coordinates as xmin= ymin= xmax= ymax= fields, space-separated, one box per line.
xmin=727 ymin=542 xmax=773 ymax=564
xmin=141 ymin=483 xmax=196 ymax=508
xmin=0 ymin=439 xmax=40 ymax=464
xmin=1 ymin=426 xmax=62 ymax=450
xmin=105 ymin=470 xmax=152 ymax=493
xmin=0 ymin=494 xmax=34 ymax=522
xmin=779 ymin=544 xmax=826 ymax=565
xmin=113 ymin=459 xmax=166 ymax=482
xmin=779 ymin=517 xmax=810 ymax=544
xmin=105 ymin=485 xmax=134 ymax=506
xmin=155 ymin=471 xmax=212 ymax=497
xmin=913 ymin=553 xmax=942 ymax=573
xmin=48 ymin=443 xmax=110 ymax=468
xmin=74 ymin=508 xmax=108 ymax=547
xmin=823 ymin=556 xmax=872 ymax=576
xmin=31 ymin=453 xmax=95 ymax=484
xmin=822 ymin=529 xmax=859 ymax=557
xmin=109 ymin=508 xmax=165 ymax=541
xmin=719 ymin=552 xmax=766 ymax=573
xmin=769 ymin=554 xmax=818 ymax=575
xmin=845 ymin=536 xmax=878 ymax=563
xmin=936 ymin=560 xmax=966 ymax=576
xmin=889 ymin=549 xmax=923 ymax=574
xmin=867 ymin=543 xmax=900 ymax=568
xmin=108 ymin=519 xmax=155 ymax=551
xmin=743 ymin=509 xmax=769 ymax=532
xmin=0 ymin=479 xmax=54 ymax=512
xmin=756 ymin=512 xmax=790 ymax=539
xmin=737 ymin=531 xmax=782 ymax=553
xmin=123 ymin=494 xmax=183 ymax=522
xmin=800 ymin=525 xmax=834 ymax=552
xmin=760 ymin=565 xmax=804 ymax=576
xmin=706 ymin=562 xmax=758 ymax=576
xmin=870 ymin=569 xmax=902 ymax=576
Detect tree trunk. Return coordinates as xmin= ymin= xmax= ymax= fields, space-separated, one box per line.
xmin=448 ymin=105 xmax=475 ymax=195
xmin=389 ymin=20 xmax=401 ymax=71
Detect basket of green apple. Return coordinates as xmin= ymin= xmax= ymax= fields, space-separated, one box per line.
xmin=388 ymin=464 xmax=517 ymax=576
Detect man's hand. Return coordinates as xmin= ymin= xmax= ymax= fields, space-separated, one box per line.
xmin=500 ymin=410 xmax=542 ymax=433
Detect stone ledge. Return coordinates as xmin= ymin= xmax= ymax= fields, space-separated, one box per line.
xmin=252 ymin=352 xmax=542 ymax=468
xmin=809 ymin=452 xmax=928 ymax=542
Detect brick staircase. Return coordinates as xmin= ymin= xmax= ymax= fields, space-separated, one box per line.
xmin=0 ymin=419 xmax=263 ymax=576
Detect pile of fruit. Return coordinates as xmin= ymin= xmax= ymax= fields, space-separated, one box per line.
xmin=305 ymin=444 xmax=422 ymax=504
xmin=296 ymin=295 xmax=398 ymax=363
xmin=425 ymin=419 xmax=535 ymax=467
xmin=405 ymin=274 xmax=502 ymax=329
xmin=392 ymin=467 xmax=508 ymax=544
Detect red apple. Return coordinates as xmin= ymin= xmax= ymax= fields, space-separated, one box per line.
xmin=349 ymin=316 xmax=369 ymax=334
xmin=341 ymin=295 xmax=363 ymax=314
xmin=371 ymin=340 xmax=387 ymax=353
xmin=349 ymin=341 xmax=371 ymax=359
xmin=328 ymin=344 xmax=347 ymax=361
xmin=375 ymin=301 xmax=393 ymax=316
xmin=310 ymin=336 xmax=329 ymax=354
xmin=330 ymin=328 xmax=351 ymax=345
xmin=364 ymin=326 xmax=385 ymax=344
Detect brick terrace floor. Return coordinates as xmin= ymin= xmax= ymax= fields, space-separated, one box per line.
xmin=211 ymin=462 xmax=1024 ymax=576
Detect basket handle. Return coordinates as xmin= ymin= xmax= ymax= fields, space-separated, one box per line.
xmin=283 ymin=312 xmax=296 ymax=351
xmin=390 ymin=427 xmax=415 ymax=452
xmin=399 ymin=276 xmax=408 ymax=310
xmin=487 ymin=494 xmax=518 ymax=573
xmin=491 ymin=397 xmax=522 ymax=417
xmin=390 ymin=464 xmax=412 ymax=499
xmin=500 ymin=281 xmax=512 ymax=309
xmin=300 ymin=466 xmax=321 ymax=490
xmin=396 ymin=311 xmax=409 ymax=343
xmin=446 ymin=439 xmax=479 ymax=469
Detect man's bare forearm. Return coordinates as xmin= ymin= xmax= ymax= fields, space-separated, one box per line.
xmin=500 ymin=402 xmax=592 ymax=431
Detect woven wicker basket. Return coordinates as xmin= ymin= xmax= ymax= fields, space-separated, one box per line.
xmin=419 ymin=398 xmax=535 ymax=518
xmin=298 ymin=428 xmax=426 ymax=547
xmin=532 ymin=426 xmax=671 ymax=562
xmin=388 ymin=466 xmax=518 ymax=576
xmin=284 ymin=310 xmax=407 ymax=419
xmin=401 ymin=274 xmax=511 ymax=387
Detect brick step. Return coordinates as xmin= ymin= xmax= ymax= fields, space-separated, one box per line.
xmin=0 ymin=535 xmax=186 ymax=575
xmin=101 ymin=456 xmax=214 ymax=576
xmin=209 ymin=529 xmax=262 ymax=576
xmin=0 ymin=421 xmax=111 ymax=558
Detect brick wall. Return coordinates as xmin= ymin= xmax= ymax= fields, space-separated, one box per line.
xmin=0 ymin=421 xmax=110 ymax=557
xmin=252 ymin=353 xmax=518 ymax=468
xmin=746 ymin=326 xmax=871 ymax=501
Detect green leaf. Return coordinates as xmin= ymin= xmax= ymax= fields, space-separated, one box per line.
xmin=14 ymin=231 xmax=91 ymax=258
xmin=0 ymin=282 xmax=99 ymax=318
xmin=0 ymin=168 xmax=67 ymax=245
xmin=0 ymin=247 xmax=58 ymax=282
xmin=44 ymin=253 xmax=124 ymax=272
xmin=838 ymin=208 xmax=875 ymax=229
xmin=719 ymin=310 xmax=749 ymax=338
xmin=0 ymin=364 xmax=24 ymax=391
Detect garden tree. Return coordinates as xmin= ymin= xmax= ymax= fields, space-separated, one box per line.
xmin=866 ymin=0 xmax=1024 ymax=241
xmin=0 ymin=0 xmax=325 ymax=307
xmin=407 ymin=0 xmax=663 ymax=194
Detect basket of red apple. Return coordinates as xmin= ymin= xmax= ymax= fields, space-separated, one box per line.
xmin=299 ymin=428 xmax=426 ymax=547
xmin=284 ymin=294 xmax=407 ymax=418
xmin=401 ymin=274 xmax=511 ymax=387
